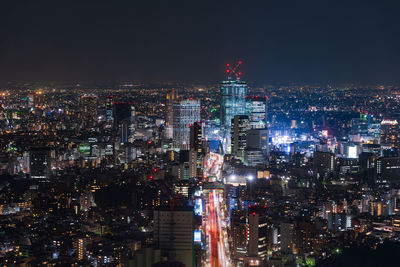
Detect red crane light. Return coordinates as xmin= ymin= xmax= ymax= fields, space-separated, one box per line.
xmin=225 ymin=60 xmax=243 ymax=80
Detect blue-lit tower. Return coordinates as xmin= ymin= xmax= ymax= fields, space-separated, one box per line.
xmin=220 ymin=61 xmax=248 ymax=153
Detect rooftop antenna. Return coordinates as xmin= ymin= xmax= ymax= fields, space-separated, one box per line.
xmin=225 ymin=60 xmax=243 ymax=81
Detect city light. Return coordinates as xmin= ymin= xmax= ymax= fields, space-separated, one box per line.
xmin=1 ymin=3 xmax=398 ymax=266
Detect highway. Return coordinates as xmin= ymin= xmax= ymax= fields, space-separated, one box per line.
xmin=203 ymin=153 xmax=230 ymax=267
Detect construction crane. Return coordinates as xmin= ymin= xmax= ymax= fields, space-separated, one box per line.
xmin=225 ymin=60 xmax=243 ymax=81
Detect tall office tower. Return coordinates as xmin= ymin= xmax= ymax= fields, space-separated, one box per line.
xmin=114 ymin=102 xmax=136 ymax=142
xmin=173 ymin=99 xmax=201 ymax=150
xmin=220 ymin=69 xmax=248 ymax=153
xmin=119 ymin=118 xmax=130 ymax=143
xmin=81 ymin=94 xmax=98 ymax=128
xmin=231 ymin=115 xmax=250 ymax=161
xmin=189 ymin=122 xmax=203 ymax=178
xmin=380 ymin=119 xmax=399 ymax=150
xmin=153 ymin=207 xmax=194 ymax=267
xmin=29 ymin=147 xmax=51 ymax=179
xmin=245 ymin=96 xmax=269 ymax=165
xmin=165 ymin=89 xmax=178 ymax=139
xmin=105 ymin=95 xmax=114 ymax=128
xmin=246 ymin=207 xmax=268 ymax=264
xmin=246 ymin=96 xmax=267 ymax=129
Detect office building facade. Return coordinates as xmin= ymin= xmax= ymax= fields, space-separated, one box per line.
xmin=173 ymin=99 xmax=201 ymax=150
xmin=189 ymin=122 xmax=203 ymax=178
xmin=153 ymin=207 xmax=194 ymax=267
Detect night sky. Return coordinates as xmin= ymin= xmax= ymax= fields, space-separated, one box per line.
xmin=1 ymin=0 xmax=400 ymax=84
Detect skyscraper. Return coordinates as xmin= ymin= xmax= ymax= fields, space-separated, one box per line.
xmin=165 ymin=89 xmax=178 ymax=139
xmin=81 ymin=94 xmax=98 ymax=128
xmin=220 ymin=80 xmax=248 ymax=153
xmin=189 ymin=122 xmax=203 ymax=178
xmin=119 ymin=118 xmax=130 ymax=143
xmin=114 ymin=102 xmax=136 ymax=143
xmin=231 ymin=210 xmax=247 ymax=259
xmin=380 ymin=119 xmax=399 ymax=150
xmin=231 ymin=115 xmax=250 ymax=161
xmin=246 ymin=207 xmax=268 ymax=264
xmin=173 ymin=99 xmax=201 ymax=150
xmin=245 ymin=96 xmax=269 ymax=164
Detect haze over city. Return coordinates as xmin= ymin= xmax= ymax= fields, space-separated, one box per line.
xmin=2 ymin=0 xmax=400 ymax=84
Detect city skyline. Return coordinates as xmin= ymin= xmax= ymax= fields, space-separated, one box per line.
xmin=2 ymin=1 xmax=400 ymax=267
